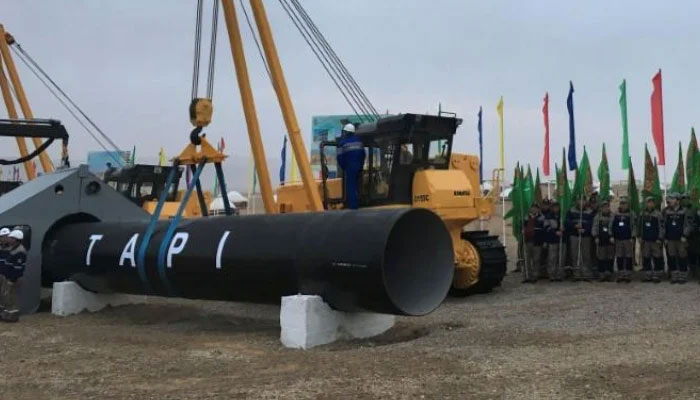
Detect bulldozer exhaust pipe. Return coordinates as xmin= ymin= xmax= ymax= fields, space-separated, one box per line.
xmin=43 ymin=208 xmax=454 ymax=316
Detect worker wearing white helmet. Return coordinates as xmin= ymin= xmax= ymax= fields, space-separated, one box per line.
xmin=0 ymin=228 xmax=10 ymax=271
xmin=336 ymin=123 xmax=365 ymax=209
xmin=0 ymin=229 xmax=26 ymax=322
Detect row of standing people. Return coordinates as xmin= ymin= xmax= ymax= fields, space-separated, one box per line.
xmin=521 ymin=192 xmax=694 ymax=284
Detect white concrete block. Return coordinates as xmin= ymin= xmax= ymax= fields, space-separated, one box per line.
xmin=280 ymin=295 xmax=394 ymax=349
xmin=51 ymin=281 xmax=146 ymax=317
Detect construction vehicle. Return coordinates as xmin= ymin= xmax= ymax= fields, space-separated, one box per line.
xmin=102 ymin=164 xmax=213 ymax=219
xmin=276 ymin=113 xmax=506 ymax=295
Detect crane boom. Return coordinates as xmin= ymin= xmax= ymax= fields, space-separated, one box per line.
xmin=249 ymin=0 xmax=323 ymax=211
xmin=0 ymin=54 xmax=33 ymax=179
xmin=0 ymin=24 xmax=53 ymax=176
xmin=220 ymin=0 xmax=277 ymax=214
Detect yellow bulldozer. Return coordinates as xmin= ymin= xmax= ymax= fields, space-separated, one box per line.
xmin=277 ymin=113 xmax=507 ymax=295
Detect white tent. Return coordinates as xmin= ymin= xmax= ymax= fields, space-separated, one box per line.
xmin=209 ymin=191 xmax=248 ymax=214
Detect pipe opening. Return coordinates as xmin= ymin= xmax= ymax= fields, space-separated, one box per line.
xmin=382 ymin=209 xmax=454 ymax=316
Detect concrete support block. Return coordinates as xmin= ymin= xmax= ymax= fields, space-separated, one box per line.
xmin=280 ymin=294 xmax=395 ymax=349
xmin=51 ymin=281 xmax=145 ymax=317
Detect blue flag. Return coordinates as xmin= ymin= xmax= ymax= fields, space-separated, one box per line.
xmin=279 ymin=136 xmax=287 ymax=185
xmin=478 ymin=106 xmax=483 ymax=184
xmin=567 ymin=81 xmax=577 ymax=170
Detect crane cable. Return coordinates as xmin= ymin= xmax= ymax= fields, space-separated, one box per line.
xmin=289 ymin=0 xmax=380 ymax=118
xmin=10 ymin=44 xmax=123 ymax=166
xmin=278 ymin=0 xmax=380 ymax=121
xmin=191 ymin=0 xmax=219 ymax=101
xmin=191 ymin=0 xmax=204 ymax=100
xmin=277 ymin=0 xmax=368 ymax=122
xmin=238 ymin=0 xmax=271 ymax=81
xmin=285 ymin=0 xmax=373 ymax=120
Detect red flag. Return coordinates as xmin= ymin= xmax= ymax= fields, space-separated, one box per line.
xmin=542 ymin=92 xmax=550 ymax=176
xmin=651 ymin=69 xmax=666 ymax=165
xmin=220 ymin=137 xmax=225 ymax=152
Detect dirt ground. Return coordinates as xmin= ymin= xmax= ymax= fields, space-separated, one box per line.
xmin=3 ymin=272 xmax=700 ymax=399
xmin=3 ymin=211 xmax=700 ymax=399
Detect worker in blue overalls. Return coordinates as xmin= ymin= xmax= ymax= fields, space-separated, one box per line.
xmin=336 ymin=123 xmax=365 ymax=209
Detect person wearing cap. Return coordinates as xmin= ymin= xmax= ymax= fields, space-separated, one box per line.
xmin=544 ymin=201 xmax=565 ymax=281
xmin=612 ymin=196 xmax=637 ymax=282
xmin=566 ymin=196 xmax=595 ymax=281
xmin=0 ymin=228 xmax=10 ymax=281
xmin=336 ymin=123 xmax=365 ymax=209
xmin=592 ymin=200 xmax=615 ymax=282
xmin=663 ymin=193 xmax=692 ymax=283
xmin=681 ymin=193 xmax=699 ymax=277
xmin=0 ymin=229 xmax=26 ymax=322
xmin=522 ymin=203 xmax=545 ymax=283
xmin=640 ymin=196 xmax=665 ymax=282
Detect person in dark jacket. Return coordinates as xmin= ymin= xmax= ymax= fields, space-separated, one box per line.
xmin=640 ymin=196 xmax=664 ymax=282
xmin=681 ymin=194 xmax=699 ymax=277
xmin=612 ymin=197 xmax=636 ymax=282
xmin=663 ymin=193 xmax=692 ymax=283
xmin=0 ymin=229 xmax=26 ymax=322
xmin=544 ymin=201 xmax=565 ymax=281
xmin=523 ymin=203 xmax=545 ymax=283
xmin=336 ymin=123 xmax=365 ymax=209
xmin=592 ymin=201 xmax=614 ymax=281
xmin=567 ymin=197 xmax=595 ymax=281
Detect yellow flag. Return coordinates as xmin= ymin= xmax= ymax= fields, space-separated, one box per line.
xmin=290 ymin=152 xmax=299 ymax=182
xmin=496 ymin=96 xmax=504 ymax=170
xmin=158 ymin=147 xmax=167 ymax=166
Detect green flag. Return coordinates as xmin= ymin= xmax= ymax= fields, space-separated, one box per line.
xmin=571 ymin=147 xmax=592 ymax=201
xmin=689 ymin=153 xmax=700 ymax=208
xmin=628 ymin=157 xmax=640 ymax=215
xmin=670 ymin=141 xmax=686 ymax=194
xmin=620 ymin=79 xmax=630 ymax=170
xmin=505 ymin=164 xmax=526 ymax=242
xmin=642 ymin=145 xmax=662 ymax=208
xmin=597 ymin=143 xmax=610 ymax=201
xmin=534 ymin=168 xmax=543 ymax=205
xmin=556 ymin=148 xmax=572 ymax=226
xmin=686 ymin=127 xmax=698 ymax=185
xmin=130 ymin=145 xmax=136 ymax=166
xmin=524 ymin=165 xmax=534 ymax=208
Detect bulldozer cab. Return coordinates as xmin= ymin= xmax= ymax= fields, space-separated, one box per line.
xmin=103 ymin=164 xmax=183 ymax=207
xmin=320 ymin=113 xmax=461 ymax=208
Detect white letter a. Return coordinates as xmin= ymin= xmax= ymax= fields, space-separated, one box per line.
xmin=119 ymin=233 xmax=139 ymax=268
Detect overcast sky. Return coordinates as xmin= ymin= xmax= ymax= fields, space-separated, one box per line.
xmin=3 ymin=0 xmax=700 ymax=184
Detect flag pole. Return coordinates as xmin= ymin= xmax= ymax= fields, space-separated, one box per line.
xmin=577 ymin=196 xmax=583 ymax=270
xmin=520 ymin=189 xmax=529 ymax=282
xmin=662 ymin=164 xmax=668 ymax=201
xmin=502 ymin=192 xmax=507 ymax=246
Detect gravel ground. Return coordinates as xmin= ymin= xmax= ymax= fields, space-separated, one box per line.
xmin=2 ymin=271 xmax=700 ymax=399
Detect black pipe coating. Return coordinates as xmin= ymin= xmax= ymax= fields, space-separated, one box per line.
xmin=43 ymin=208 xmax=454 ymax=316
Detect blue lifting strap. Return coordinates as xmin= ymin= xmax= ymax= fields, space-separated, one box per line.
xmin=157 ymin=159 xmax=206 ymax=296
xmin=136 ymin=161 xmax=180 ymax=293
xmin=214 ymin=162 xmax=233 ymax=215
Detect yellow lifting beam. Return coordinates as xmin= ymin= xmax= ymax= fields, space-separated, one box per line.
xmin=0 ymin=25 xmax=54 ymax=176
xmin=220 ymin=0 xmax=277 ymax=214
xmin=249 ymin=0 xmax=323 ymax=212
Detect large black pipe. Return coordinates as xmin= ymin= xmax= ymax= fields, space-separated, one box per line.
xmin=43 ymin=208 xmax=454 ymax=316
